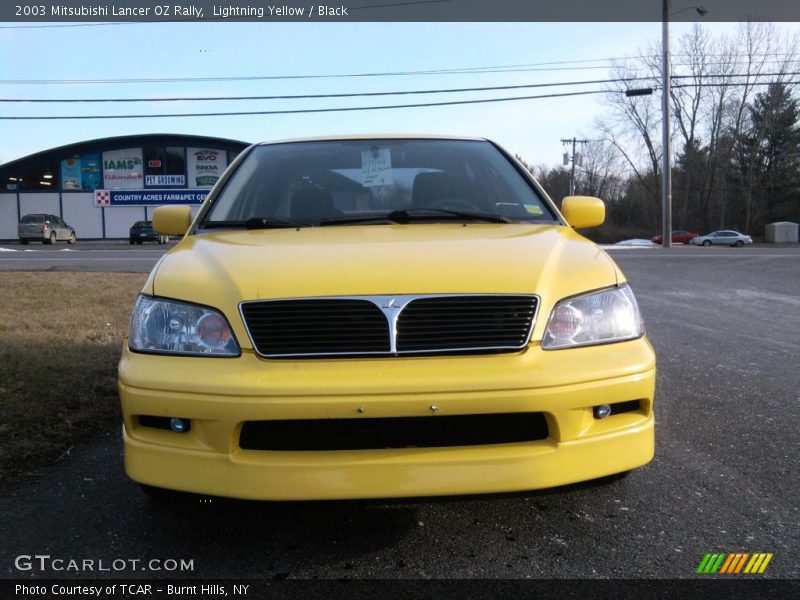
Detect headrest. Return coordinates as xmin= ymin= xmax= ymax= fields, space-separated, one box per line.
xmin=290 ymin=188 xmax=337 ymax=220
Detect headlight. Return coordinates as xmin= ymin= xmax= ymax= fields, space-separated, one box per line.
xmin=542 ymin=284 xmax=644 ymax=350
xmin=129 ymin=295 xmax=240 ymax=356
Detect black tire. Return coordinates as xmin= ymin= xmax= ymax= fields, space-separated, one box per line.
xmin=129 ymin=239 xmax=134 ymax=245
xmin=735 ymin=240 xmax=744 ymax=247
xmin=19 ymin=239 xmax=29 ymax=245
xmin=67 ymin=231 xmax=76 ymax=245
xmin=47 ymin=231 xmax=56 ymax=245
xmin=702 ymin=240 xmax=711 ymax=247
xmin=137 ymin=241 xmax=143 ymax=245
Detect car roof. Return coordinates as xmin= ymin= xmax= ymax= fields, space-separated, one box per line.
xmin=257 ymin=134 xmax=487 ymax=146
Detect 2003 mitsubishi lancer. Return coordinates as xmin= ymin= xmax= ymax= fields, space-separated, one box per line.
xmin=119 ymin=136 xmax=655 ymax=501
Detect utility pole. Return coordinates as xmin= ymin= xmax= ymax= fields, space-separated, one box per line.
xmin=661 ymin=0 xmax=672 ymax=248
xmin=561 ymin=137 xmax=589 ymax=196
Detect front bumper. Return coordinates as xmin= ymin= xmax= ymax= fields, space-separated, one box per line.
xmin=120 ymin=339 xmax=656 ymax=500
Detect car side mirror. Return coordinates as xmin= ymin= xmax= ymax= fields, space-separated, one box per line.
xmin=152 ymin=205 xmax=193 ymax=237
xmin=561 ymin=196 xmax=605 ymax=229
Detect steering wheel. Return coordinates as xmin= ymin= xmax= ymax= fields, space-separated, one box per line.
xmin=425 ymin=197 xmax=483 ymax=212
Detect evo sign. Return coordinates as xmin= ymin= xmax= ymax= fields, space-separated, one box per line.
xmin=95 ymin=189 xmax=209 ymax=207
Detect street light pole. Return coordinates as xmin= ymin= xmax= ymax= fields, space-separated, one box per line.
xmin=661 ymin=0 xmax=672 ymax=249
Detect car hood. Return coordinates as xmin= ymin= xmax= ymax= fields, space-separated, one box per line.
xmin=150 ymin=223 xmax=621 ymax=343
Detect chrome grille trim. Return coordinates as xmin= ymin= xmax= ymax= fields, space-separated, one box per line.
xmin=239 ymin=293 xmax=539 ymax=358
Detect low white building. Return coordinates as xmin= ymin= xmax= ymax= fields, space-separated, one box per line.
xmin=764 ymin=221 xmax=799 ymax=243
xmin=0 ymin=134 xmax=248 ymax=241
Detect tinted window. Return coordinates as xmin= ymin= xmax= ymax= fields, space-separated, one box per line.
xmin=204 ymin=140 xmax=554 ymax=225
xmin=144 ymin=147 xmax=165 ymax=177
xmin=165 ymin=147 xmax=185 ymax=176
xmin=21 ymin=214 xmax=45 ymax=223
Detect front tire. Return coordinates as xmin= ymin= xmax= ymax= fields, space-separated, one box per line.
xmin=735 ymin=240 xmax=744 ymax=247
xmin=19 ymin=239 xmax=29 ymax=245
xmin=67 ymin=231 xmax=76 ymax=244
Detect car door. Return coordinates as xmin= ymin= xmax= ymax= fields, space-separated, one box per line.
xmin=52 ymin=216 xmax=65 ymax=240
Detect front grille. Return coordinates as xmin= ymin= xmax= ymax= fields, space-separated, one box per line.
xmin=240 ymin=299 xmax=390 ymax=356
xmin=240 ymin=294 xmax=538 ymax=358
xmin=396 ymin=295 xmax=537 ymax=352
xmin=239 ymin=413 xmax=549 ymax=451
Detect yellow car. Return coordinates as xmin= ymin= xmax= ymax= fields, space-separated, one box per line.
xmin=119 ymin=135 xmax=655 ymax=501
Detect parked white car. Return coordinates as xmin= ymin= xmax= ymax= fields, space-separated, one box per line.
xmin=690 ymin=230 xmax=753 ymax=247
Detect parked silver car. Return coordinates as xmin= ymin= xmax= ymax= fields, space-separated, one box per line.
xmin=690 ymin=230 xmax=753 ymax=247
xmin=18 ymin=214 xmax=76 ymax=245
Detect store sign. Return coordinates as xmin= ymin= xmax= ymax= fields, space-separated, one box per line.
xmin=61 ymin=157 xmax=83 ymax=190
xmin=187 ymin=147 xmax=227 ymax=188
xmin=94 ymin=189 xmax=209 ymax=206
xmin=81 ymin=154 xmax=102 ymax=191
xmin=103 ymin=148 xmax=144 ymax=189
xmin=62 ymin=155 xmax=103 ymax=191
xmin=145 ymin=174 xmax=186 ymax=186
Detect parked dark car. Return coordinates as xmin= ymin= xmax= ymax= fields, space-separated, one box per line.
xmin=18 ymin=214 xmax=76 ymax=245
xmin=129 ymin=221 xmax=168 ymax=245
xmin=651 ymin=230 xmax=698 ymax=244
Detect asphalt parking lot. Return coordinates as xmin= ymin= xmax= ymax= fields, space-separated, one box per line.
xmin=0 ymin=241 xmax=173 ymax=272
xmin=0 ymin=244 xmax=798 ymax=579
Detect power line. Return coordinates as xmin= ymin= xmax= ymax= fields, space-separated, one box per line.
xmin=0 ymin=89 xmax=609 ymax=120
xmin=0 ymin=49 xmax=795 ymax=85
xmin=4 ymin=77 xmax=796 ymax=121
xmin=0 ymin=65 xmax=633 ymax=85
xmin=0 ymin=76 xmax=654 ymax=103
xmin=2 ymin=71 xmax=797 ymax=104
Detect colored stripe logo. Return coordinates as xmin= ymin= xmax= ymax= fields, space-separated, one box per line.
xmin=696 ymin=552 xmax=773 ymax=574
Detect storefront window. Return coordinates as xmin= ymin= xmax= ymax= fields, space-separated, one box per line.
xmin=166 ymin=147 xmax=185 ymax=176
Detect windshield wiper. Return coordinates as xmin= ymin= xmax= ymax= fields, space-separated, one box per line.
xmin=318 ymin=215 xmax=399 ymax=226
xmin=200 ymin=217 xmax=301 ymax=230
xmin=386 ymin=208 xmax=513 ymax=224
xmin=319 ymin=208 xmax=513 ymax=227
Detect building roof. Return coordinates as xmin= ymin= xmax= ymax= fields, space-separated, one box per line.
xmin=0 ymin=133 xmax=249 ymax=170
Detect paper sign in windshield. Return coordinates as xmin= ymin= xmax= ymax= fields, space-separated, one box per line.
xmin=361 ymin=148 xmax=393 ymax=187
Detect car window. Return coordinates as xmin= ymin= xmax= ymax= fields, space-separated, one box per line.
xmin=203 ymin=139 xmax=555 ymax=226
xmin=21 ymin=215 xmax=44 ymax=223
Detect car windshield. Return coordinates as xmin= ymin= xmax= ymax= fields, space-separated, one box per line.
xmin=134 ymin=221 xmax=152 ymax=228
xmin=21 ymin=215 xmax=45 ymax=223
xmin=201 ymin=139 xmax=556 ymax=227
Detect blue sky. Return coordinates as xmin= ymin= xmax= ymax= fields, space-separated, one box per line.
xmin=1 ymin=21 xmax=796 ymax=166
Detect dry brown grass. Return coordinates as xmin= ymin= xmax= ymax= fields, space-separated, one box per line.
xmin=0 ymin=272 xmax=146 ymax=479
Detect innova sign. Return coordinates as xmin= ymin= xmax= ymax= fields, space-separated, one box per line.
xmin=187 ymin=147 xmax=227 ymax=188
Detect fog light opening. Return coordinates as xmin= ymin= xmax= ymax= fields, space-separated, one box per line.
xmin=593 ymin=404 xmax=611 ymax=419
xmin=169 ymin=417 xmax=190 ymax=433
